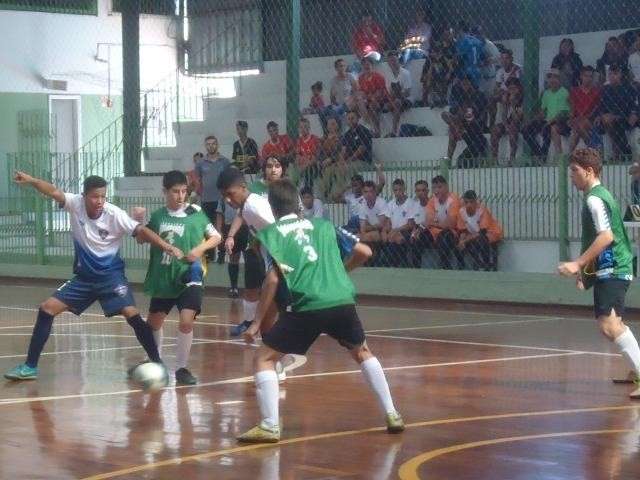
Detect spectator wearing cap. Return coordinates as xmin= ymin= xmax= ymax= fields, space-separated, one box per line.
xmin=356 ymin=56 xmax=388 ymax=137
xmin=456 ymin=190 xmax=503 ymax=271
xmin=232 ymin=121 xmax=259 ymax=173
xmin=352 ymin=10 xmax=385 ymax=71
xmin=382 ymin=50 xmax=412 ymax=137
xmin=596 ymin=64 xmax=639 ymax=161
xmin=522 ymin=68 xmax=571 ymax=161
xmin=551 ymin=38 xmax=584 ymax=89
xmin=490 ymin=77 xmax=524 ymax=165
xmin=399 ymin=6 xmax=432 ymax=65
xmin=596 ymin=37 xmax=630 ymax=85
xmin=568 ymin=66 xmax=601 ymax=152
xmin=261 ymin=121 xmax=294 ymax=167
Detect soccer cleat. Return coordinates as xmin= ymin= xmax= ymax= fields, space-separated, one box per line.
xmin=4 ymin=363 xmax=38 ymax=380
xmin=612 ymin=371 xmax=640 ymax=384
xmin=175 ymin=367 xmax=198 ymax=386
xmin=237 ymin=423 xmax=280 ymax=443
xmin=228 ymin=288 xmax=240 ymax=299
xmin=385 ymin=412 xmax=405 ymax=433
xmin=230 ymin=320 xmax=252 ymax=337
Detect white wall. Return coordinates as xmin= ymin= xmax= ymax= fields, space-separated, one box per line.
xmin=0 ymin=0 xmax=178 ymax=95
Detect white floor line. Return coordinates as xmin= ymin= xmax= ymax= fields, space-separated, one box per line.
xmin=215 ymin=400 xmax=245 ymax=406
xmin=366 ymin=317 xmax=559 ymax=333
xmin=0 ymin=352 xmax=581 ymax=406
xmin=366 ymin=333 xmax=621 ymax=357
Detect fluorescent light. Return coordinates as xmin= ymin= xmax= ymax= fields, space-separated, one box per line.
xmin=205 ymin=69 xmax=260 ymax=78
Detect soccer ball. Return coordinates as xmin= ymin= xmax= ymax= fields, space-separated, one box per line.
xmin=131 ymin=362 xmax=169 ymax=391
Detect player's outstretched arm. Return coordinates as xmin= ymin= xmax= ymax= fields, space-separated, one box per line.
xmin=344 ymin=242 xmax=372 ymax=272
xmin=244 ymin=267 xmax=279 ymax=344
xmin=225 ymin=214 xmax=244 ymax=254
xmin=186 ymin=232 xmax=222 ymax=263
xmin=558 ymin=230 xmax=614 ymax=277
xmin=135 ymin=225 xmax=184 ymax=259
xmin=14 ymin=170 xmax=65 ymax=205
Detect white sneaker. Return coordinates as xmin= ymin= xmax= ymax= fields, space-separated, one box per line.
xmin=275 ymin=361 xmax=286 ymax=383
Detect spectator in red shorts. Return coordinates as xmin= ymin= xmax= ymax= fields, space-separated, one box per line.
xmin=569 ymin=66 xmax=601 ymax=152
xmin=261 ymin=121 xmax=294 ymax=167
xmin=352 ymin=11 xmax=385 ymax=66
xmin=357 ymin=56 xmax=388 ymax=137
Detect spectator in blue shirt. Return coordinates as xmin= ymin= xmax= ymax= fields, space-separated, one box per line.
xmin=455 ymin=22 xmax=485 ymax=87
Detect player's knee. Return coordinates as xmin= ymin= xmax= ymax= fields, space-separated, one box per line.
xmin=39 ymin=299 xmax=61 ymax=316
xmin=350 ymin=343 xmax=372 ymax=363
xmin=121 ymin=306 xmax=139 ymax=319
xmin=599 ymin=312 xmax=624 ymax=339
xmin=178 ymin=320 xmax=194 ymax=334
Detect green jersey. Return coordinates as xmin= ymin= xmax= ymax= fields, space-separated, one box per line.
xmin=256 ymin=215 xmax=357 ymax=312
xmin=248 ymin=179 xmax=269 ymax=198
xmin=581 ymin=183 xmax=633 ymax=284
xmin=144 ymin=204 xmax=216 ymax=298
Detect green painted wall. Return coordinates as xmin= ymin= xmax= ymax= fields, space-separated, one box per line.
xmin=81 ymin=94 xmax=123 ymax=145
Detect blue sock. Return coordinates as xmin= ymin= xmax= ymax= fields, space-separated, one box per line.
xmin=126 ymin=314 xmax=161 ymax=363
xmin=26 ymin=309 xmax=55 ymax=368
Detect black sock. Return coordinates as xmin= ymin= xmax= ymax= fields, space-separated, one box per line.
xmin=126 ymin=314 xmax=161 ymax=362
xmin=26 ymin=309 xmax=55 ymax=368
xmin=228 ymin=263 xmax=239 ymax=289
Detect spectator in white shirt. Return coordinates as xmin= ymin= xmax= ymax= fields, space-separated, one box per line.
xmin=329 ymin=58 xmax=359 ymax=119
xmin=400 ymin=7 xmax=432 ymax=65
xmin=300 ymin=187 xmax=327 ymax=220
xmin=409 ymin=179 xmax=431 ymax=267
xmin=336 ymin=164 xmax=386 ymax=232
xmin=382 ymin=178 xmax=414 ymax=267
xmin=358 ymin=180 xmax=387 ymax=244
xmin=383 ymin=50 xmax=413 ymax=137
xmin=489 ymin=49 xmax=522 ymax=128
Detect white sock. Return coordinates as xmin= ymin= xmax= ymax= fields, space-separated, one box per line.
xmin=614 ymin=327 xmax=640 ymax=375
xmin=243 ymin=300 xmax=258 ymax=323
xmin=255 ymin=369 xmax=279 ymax=429
xmin=152 ymin=327 xmax=163 ymax=357
xmin=175 ymin=330 xmax=193 ymax=370
xmin=360 ymin=357 xmax=396 ymax=415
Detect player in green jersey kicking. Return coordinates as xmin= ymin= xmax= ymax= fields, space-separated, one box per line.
xmin=558 ymin=148 xmax=640 ymax=399
xmin=237 ymin=179 xmax=404 ymax=443
xmin=140 ymin=170 xmax=222 ymax=385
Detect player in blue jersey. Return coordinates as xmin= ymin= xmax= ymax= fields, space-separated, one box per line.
xmin=4 ymin=171 xmax=183 ymax=381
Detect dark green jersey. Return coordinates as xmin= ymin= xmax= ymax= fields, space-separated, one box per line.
xmin=144 ymin=204 xmax=217 ymax=298
xmin=248 ymin=179 xmax=269 ymax=198
xmin=581 ymin=183 xmax=633 ymax=283
xmin=256 ymin=215 xmax=358 ymax=312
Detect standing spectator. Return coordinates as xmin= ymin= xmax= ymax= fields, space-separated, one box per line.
xmin=420 ymin=45 xmax=453 ymax=107
xmin=196 ymin=135 xmax=231 ymax=261
xmin=489 ymin=49 xmax=522 ymax=128
xmin=216 ymin=200 xmax=248 ymax=298
xmin=596 ymin=65 xmax=639 ymax=162
xmin=381 ymin=178 xmax=414 ymax=267
xmin=232 ymin=121 xmax=259 ymax=174
xmin=455 ymin=22 xmax=485 ymax=87
xmin=409 ymin=180 xmax=431 ymax=268
xmin=291 ymin=117 xmax=320 ymax=188
xmin=475 ymin=26 xmax=502 ymax=97
xmin=352 ymin=11 xmax=385 ymax=70
xmin=456 ymin=190 xmax=503 ymax=270
xmin=426 ymin=176 xmax=462 ymax=269
xmin=490 ymin=77 xmax=524 ymax=165
xmin=187 ymin=152 xmax=203 ymax=203
xmin=522 ymin=69 xmax=571 ymax=161
xmin=358 ymin=180 xmax=387 ymax=246
xmin=261 ymin=121 xmax=294 ymax=167
xmin=382 ymin=50 xmax=412 ymax=137
xmin=329 ymin=58 xmax=358 ymax=121
xmin=399 ymin=6 xmax=432 ymax=65
xmin=300 ymin=186 xmax=327 ymax=220
xmin=597 ymin=37 xmax=629 ymax=85
xmin=629 ymin=33 xmax=640 ymax=90
xmin=551 ymin=38 xmax=584 ymax=89
xmin=357 ymin=57 xmax=388 ymax=137
xmin=568 ymin=66 xmax=601 ymax=152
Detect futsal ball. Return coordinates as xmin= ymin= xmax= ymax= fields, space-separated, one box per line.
xmin=131 ymin=362 xmax=169 ymax=391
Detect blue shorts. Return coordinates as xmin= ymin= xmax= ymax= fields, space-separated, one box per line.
xmin=53 ymin=274 xmax=136 ymax=317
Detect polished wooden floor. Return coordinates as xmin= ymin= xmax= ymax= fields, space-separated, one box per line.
xmin=0 ymin=280 xmax=639 ymax=479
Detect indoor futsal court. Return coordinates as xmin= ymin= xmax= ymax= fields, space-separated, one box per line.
xmin=1 ymin=278 xmax=639 ymax=479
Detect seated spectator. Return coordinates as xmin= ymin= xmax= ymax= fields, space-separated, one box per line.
xmin=489 ymin=49 xmax=522 ymax=128
xmin=456 ymin=190 xmax=503 ymax=271
xmin=352 ymin=11 xmax=385 ymax=70
xmin=187 ymin=152 xmax=203 ymax=203
xmin=420 ymin=45 xmax=453 ymax=108
xmin=382 ymin=50 xmax=412 ymax=137
xmin=442 ymin=75 xmax=488 ymax=164
xmin=568 ymin=66 xmax=601 ymax=152
xmin=630 ymin=162 xmax=640 ymax=204
xmin=455 ymin=22 xmax=485 ymax=87
xmin=425 ymin=175 xmax=462 ymax=269
xmin=291 ymin=117 xmax=320 ymax=188
xmin=596 ymin=64 xmax=639 ymax=162
xmin=596 ymin=37 xmax=630 ymax=85
xmin=381 ymin=178 xmax=414 ymax=267
xmin=630 ymin=33 xmax=640 ymax=90
xmin=358 ymin=180 xmax=387 ymax=245
xmin=302 ymin=81 xmax=329 ymax=132
xmin=522 ymin=68 xmax=571 ymax=161
xmin=300 ymin=186 xmax=327 ymax=220
xmin=329 ymin=59 xmax=358 ymax=121
xmin=318 ymin=117 xmax=345 ymax=199
xmin=408 ymin=180 xmax=431 ymax=268
xmin=261 ymin=121 xmax=294 ymax=167
xmin=232 ymin=121 xmax=259 ymax=173
xmin=399 ymin=6 xmax=432 ymax=65
xmin=357 ymin=57 xmax=388 ymax=137
xmin=336 ymin=164 xmax=386 ymax=232
xmin=490 ymin=77 xmax=524 ymax=165
xmin=551 ymin=38 xmax=584 ymax=89
xmin=342 ymin=110 xmax=374 ymax=165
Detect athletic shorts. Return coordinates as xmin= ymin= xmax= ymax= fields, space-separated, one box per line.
xmin=593 ymin=278 xmax=630 ymax=318
xmin=262 ymin=304 xmax=365 ymax=355
xmin=148 ymin=286 xmax=203 ymax=315
xmin=53 ymin=274 xmax=135 ymax=317
xmin=244 ymin=247 xmax=266 ymax=289
xmin=223 ymin=224 xmax=249 ymax=254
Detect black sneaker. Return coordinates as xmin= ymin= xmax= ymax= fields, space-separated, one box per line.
xmin=175 ymin=367 xmax=198 ymax=386
xmin=228 ymin=287 xmax=240 ymax=298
